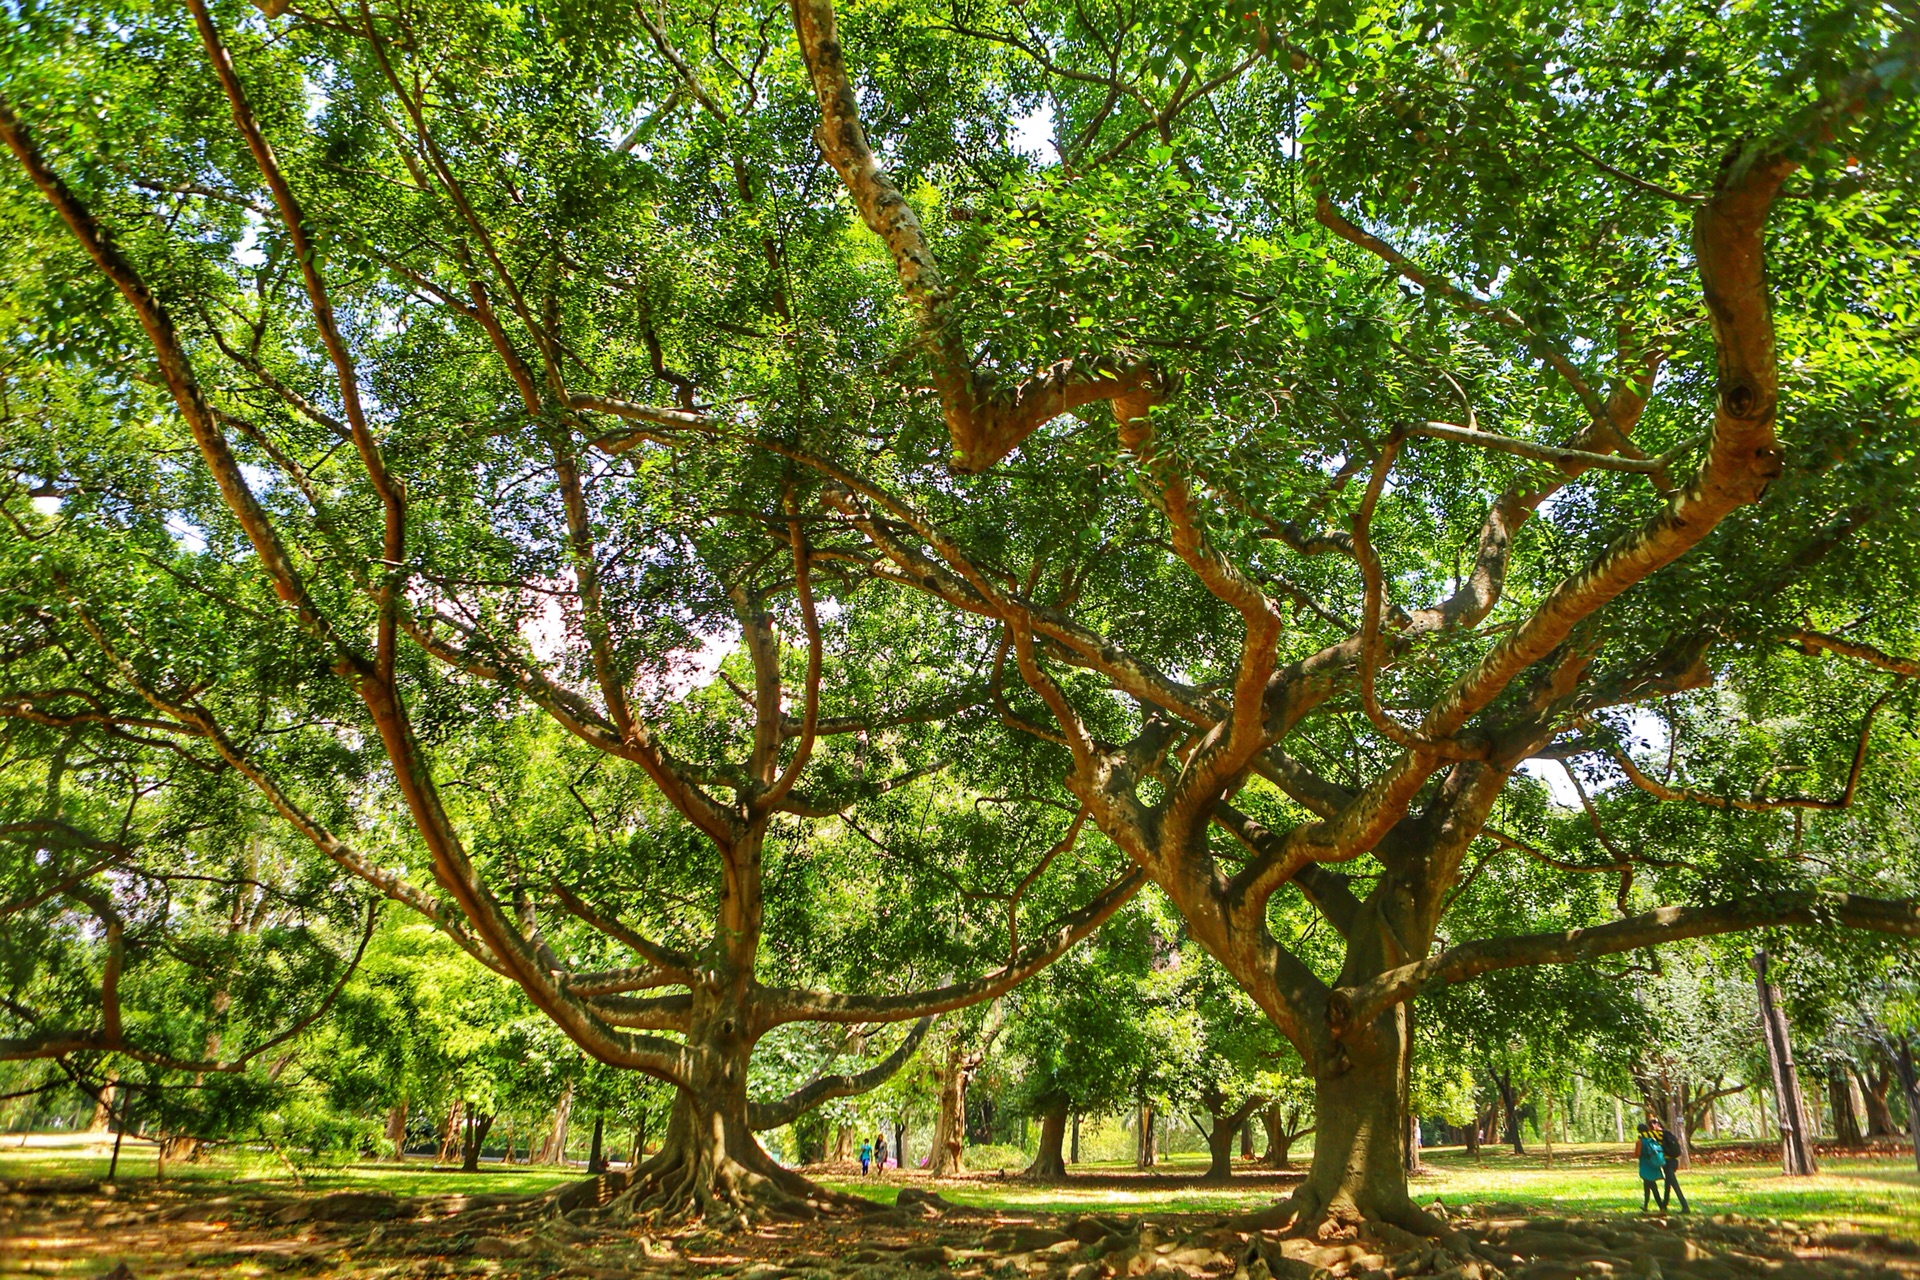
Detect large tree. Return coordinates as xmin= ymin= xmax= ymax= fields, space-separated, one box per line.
xmin=771 ymin=0 xmax=1920 ymax=1236
xmin=7 ymin=0 xmax=1920 ymax=1239
xmin=0 ymin=0 xmax=1143 ymax=1223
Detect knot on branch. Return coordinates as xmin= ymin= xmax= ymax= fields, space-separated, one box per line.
xmin=1717 ymin=374 xmax=1770 ymax=421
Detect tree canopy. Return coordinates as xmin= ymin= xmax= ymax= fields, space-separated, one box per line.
xmin=3 ymin=0 xmax=1919 ymax=1234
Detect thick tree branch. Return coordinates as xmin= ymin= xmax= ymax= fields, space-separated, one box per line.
xmin=748 ymin=1017 xmax=933 ymax=1130
xmin=1331 ymin=893 xmax=1920 ymax=1037
xmin=790 ymin=0 xmax=1164 ymax=471
xmin=753 ymin=866 xmax=1144 ymax=1028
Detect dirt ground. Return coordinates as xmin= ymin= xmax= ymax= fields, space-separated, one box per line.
xmin=5 ymin=1168 xmax=1920 ymax=1280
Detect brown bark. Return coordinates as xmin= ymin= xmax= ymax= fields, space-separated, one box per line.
xmin=1829 ymin=1067 xmax=1864 ymax=1146
xmin=1260 ymin=1103 xmax=1312 ymax=1170
xmin=1201 ymin=1095 xmax=1265 ymax=1183
xmin=1863 ymin=1056 xmax=1898 ymax=1138
xmin=1753 ymin=951 xmax=1817 ymax=1176
xmin=461 ymin=1111 xmax=495 ymax=1172
xmin=1136 ymin=1103 xmax=1157 ymax=1168
xmin=928 ymin=1041 xmax=969 ymax=1177
xmin=437 ymin=1101 xmax=463 ymax=1165
xmin=88 ymin=1073 xmax=117 ymax=1133
xmin=536 ymin=1083 xmax=573 ymax=1164
xmin=385 ymin=1101 xmax=408 ymax=1161
xmin=1026 ymin=1101 xmax=1070 ymax=1180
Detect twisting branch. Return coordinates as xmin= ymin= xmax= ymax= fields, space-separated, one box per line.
xmin=187 ymin=0 xmax=408 ymax=682
xmin=748 ymin=1017 xmax=933 ymax=1130
xmin=754 ymin=864 xmax=1145 ymax=1028
xmin=547 ymin=881 xmax=699 ymax=981
xmin=1602 ymin=682 xmax=1898 ymax=812
xmin=1787 ymin=629 xmax=1920 ymax=676
xmin=759 ymin=494 xmax=822 ymax=812
xmin=1329 ymin=892 xmax=1920 ymax=1038
xmin=790 ymin=0 xmax=1164 ymax=472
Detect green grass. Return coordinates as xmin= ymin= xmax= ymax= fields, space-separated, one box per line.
xmin=0 ymin=1134 xmax=579 ymax=1198
xmin=829 ymin=1142 xmax=1920 ymax=1240
xmin=6 ymin=1134 xmax=1917 ymax=1241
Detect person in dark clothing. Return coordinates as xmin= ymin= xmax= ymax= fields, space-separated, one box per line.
xmin=1635 ymin=1122 xmax=1668 ymax=1211
xmin=1652 ymin=1119 xmax=1690 ymax=1212
xmin=874 ymin=1131 xmax=889 ymax=1173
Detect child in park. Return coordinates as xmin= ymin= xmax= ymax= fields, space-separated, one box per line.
xmin=1635 ymin=1121 xmax=1668 ymax=1212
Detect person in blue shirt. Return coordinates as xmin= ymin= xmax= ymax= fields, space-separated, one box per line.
xmin=1651 ymin=1119 xmax=1691 ymax=1213
xmin=1635 ymin=1121 xmax=1668 ymax=1211
xmin=860 ymin=1139 xmax=873 ymax=1176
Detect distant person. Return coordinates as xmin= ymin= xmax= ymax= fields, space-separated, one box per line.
xmin=1635 ymin=1121 xmax=1668 ymax=1212
xmin=859 ymin=1139 xmax=872 ymax=1176
xmin=1653 ymin=1119 xmax=1691 ymax=1213
xmin=875 ymin=1131 xmax=889 ymax=1172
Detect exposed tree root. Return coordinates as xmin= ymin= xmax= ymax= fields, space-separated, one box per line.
xmin=559 ymin=1138 xmax=876 ymax=1232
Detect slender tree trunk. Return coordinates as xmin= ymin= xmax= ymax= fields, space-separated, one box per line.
xmin=832 ymin=1124 xmax=852 ymax=1162
xmin=1863 ymin=1057 xmax=1898 ymax=1138
xmin=1260 ymin=1104 xmax=1300 ymax=1170
xmin=461 ymin=1111 xmax=494 ymax=1172
xmin=1613 ymin=1096 xmax=1624 ymax=1144
xmin=1893 ymin=1038 xmax=1920 ymax=1174
xmin=928 ymin=1041 xmax=968 ymax=1176
xmin=385 ymin=1101 xmax=408 ymax=1161
xmin=1026 ymin=1100 xmax=1069 ymax=1180
xmin=1136 ymin=1103 xmax=1156 ymax=1168
xmin=1406 ymin=1106 xmax=1423 ymax=1174
xmin=1829 ymin=1067 xmax=1863 ymax=1146
xmin=1663 ymin=1087 xmax=1691 ymax=1171
xmin=89 ymin=1072 xmax=118 ymax=1133
xmin=588 ymin=1114 xmax=605 ymax=1173
xmin=438 ymin=1100 xmax=464 ymax=1165
xmin=1241 ymin=1119 xmax=1256 ymax=1159
xmin=537 ymin=1084 xmax=573 ymax=1164
xmin=1753 ymin=950 xmax=1816 ymax=1175
xmin=892 ymin=1120 xmax=905 ymax=1172
xmin=1070 ymin=1112 xmax=1080 ymax=1164
xmin=1494 ymin=1072 xmax=1525 ymax=1154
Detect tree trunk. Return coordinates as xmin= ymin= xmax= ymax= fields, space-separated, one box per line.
xmin=1662 ymin=1087 xmax=1691 ymax=1171
xmin=1494 ymin=1072 xmax=1525 ymax=1154
xmin=1863 ymin=1056 xmax=1898 ymax=1137
xmin=1203 ymin=1105 xmax=1237 ymax=1183
xmin=1136 ymin=1103 xmax=1156 ymax=1168
xmin=1241 ymin=1119 xmax=1256 ymax=1159
xmin=833 ymin=1124 xmax=852 ymax=1162
xmin=588 ymin=1114 xmax=605 ymax=1173
xmin=89 ymin=1072 xmax=118 ymax=1133
xmin=1070 ymin=1112 xmax=1080 ymax=1164
xmin=1463 ymin=1103 xmax=1485 ymax=1157
xmin=1268 ymin=1010 xmax=1437 ymax=1235
xmin=1026 ymin=1100 xmax=1069 ymax=1180
xmin=1829 ymin=1067 xmax=1863 ymax=1146
xmin=1893 ymin=1038 xmax=1920 ymax=1174
xmin=385 ymin=1101 xmax=408 ymax=1161
xmin=438 ymin=1100 xmax=464 ymax=1165
xmin=1613 ymin=1096 xmax=1624 ymax=1144
xmin=892 ymin=1120 xmax=905 ymax=1172
xmin=537 ymin=1084 xmax=573 ymax=1164
xmin=1406 ymin=1106 xmax=1423 ymax=1174
xmin=1260 ymin=1105 xmax=1297 ymax=1170
xmin=1752 ymin=950 xmax=1816 ymax=1176
xmin=928 ymin=1041 xmax=968 ymax=1176
xmin=461 ymin=1110 xmax=494 ymax=1172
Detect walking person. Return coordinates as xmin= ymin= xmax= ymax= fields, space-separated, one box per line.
xmin=874 ymin=1131 xmax=889 ymax=1174
xmin=1652 ymin=1119 xmax=1691 ymax=1212
xmin=859 ymin=1138 xmax=872 ymax=1177
xmin=1635 ymin=1121 xmax=1668 ymax=1212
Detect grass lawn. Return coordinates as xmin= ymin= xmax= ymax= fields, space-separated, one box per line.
xmin=6 ymin=1133 xmax=1918 ymax=1241
xmin=825 ymin=1142 xmax=1920 ymax=1240
xmin=0 ymin=1132 xmax=579 ymax=1198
